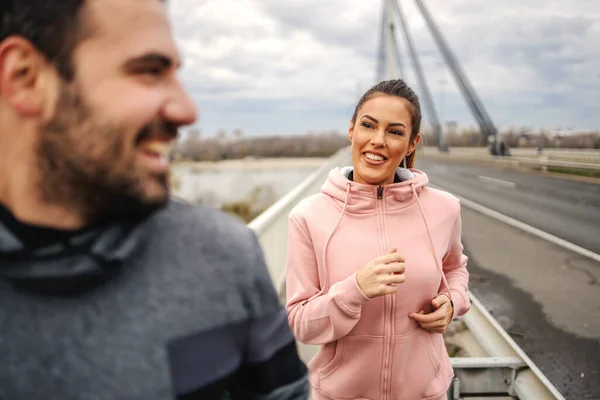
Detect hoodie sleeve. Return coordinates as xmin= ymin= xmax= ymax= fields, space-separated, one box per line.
xmin=285 ymin=215 xmax=371 ymax=345
xmin=441 ymin=208 xmax=471 ymax=319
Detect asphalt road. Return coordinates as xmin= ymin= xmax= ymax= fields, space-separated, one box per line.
xmin=461 ymin=206 xmax=600 ymax=400
xmin=417 ymin=157 xmax=600 ymax=254
xmin=416 ymin=156 xmax=600 ymax=399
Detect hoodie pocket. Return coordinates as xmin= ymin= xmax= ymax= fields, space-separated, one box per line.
xmin=390 ymin=328 xmax=447 ymax=399
xmin=319 ymin=336 xmax=384 ymax=400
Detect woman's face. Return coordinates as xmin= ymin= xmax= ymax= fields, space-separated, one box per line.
xmin=348 ymin=94 xmax=419 ymax=186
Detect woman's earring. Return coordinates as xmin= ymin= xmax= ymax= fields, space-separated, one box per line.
xmin=403 ymin=157 xmax=407 ymax=169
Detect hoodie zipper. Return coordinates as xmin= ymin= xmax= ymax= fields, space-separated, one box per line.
xmin=376 ymin=185 xmax=394 ymax=400
xmin=376 ymin=185 xmax=387 ymax=399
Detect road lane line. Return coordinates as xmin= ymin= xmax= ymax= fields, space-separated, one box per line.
xmin=430 ymin=183 xmax=600 ymax=264
xmin=477 ymin=175 xmax=516 ymax=189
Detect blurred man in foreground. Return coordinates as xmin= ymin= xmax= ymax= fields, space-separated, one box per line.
xmin=0 ymin=0 xmax=308 ymax=398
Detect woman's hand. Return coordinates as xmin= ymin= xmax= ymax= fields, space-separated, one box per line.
xmin=356 ymin=248 xmax=406 ymax=299
xmin=409 ymin=295 xmax=453 ymax=333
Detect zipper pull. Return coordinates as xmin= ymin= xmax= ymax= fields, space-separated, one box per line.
xmin=377 ymin=186 xmax=383 ymax=199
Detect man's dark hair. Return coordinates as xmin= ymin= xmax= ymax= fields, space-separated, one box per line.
xmin=1 ymin=0 xmax=88 ymax=80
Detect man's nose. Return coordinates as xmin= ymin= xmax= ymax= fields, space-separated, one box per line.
xmin=163 ymin=80 xmax=198 ymax=126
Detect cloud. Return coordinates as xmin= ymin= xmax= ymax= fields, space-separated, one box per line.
xmin=168 ymin=0 xmax=600 ymax=136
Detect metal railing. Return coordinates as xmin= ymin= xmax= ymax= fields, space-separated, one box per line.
xmin=248 ymin=147 xmax=565 ymax=399
xmin=248 ymin=147 xmax=353 ymax=292
xmin=455 ymin=294 xmax=565 ymax=399
xmin=422 ymin=146 xmax=600 ymax=172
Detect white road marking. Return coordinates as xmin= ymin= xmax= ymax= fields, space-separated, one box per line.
xmin=477 ymin=175 xmax=516 ymax=189
xmin=430 ymin=183 xmax=600 ymax=264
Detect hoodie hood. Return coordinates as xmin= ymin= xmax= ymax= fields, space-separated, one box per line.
xmin=321 ymin=166 xmax=430 ymax=214
xmin=0 ymin=209 xmax=152 ymax=296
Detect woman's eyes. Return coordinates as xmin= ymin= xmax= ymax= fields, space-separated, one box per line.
xmin=361 ymin=122 xmax=404 ymax=136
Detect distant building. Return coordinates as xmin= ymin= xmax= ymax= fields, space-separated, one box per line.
xmin=446 ymin=121 xmax=457 ymax=136
xmin=232 ymin=129 xmax=244 ymax=142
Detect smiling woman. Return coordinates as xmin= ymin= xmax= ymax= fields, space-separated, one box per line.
xmin=286 ymin=79 xmax=471 ymax=400
xmin=349 ymin=84 xmax=421 ymax=186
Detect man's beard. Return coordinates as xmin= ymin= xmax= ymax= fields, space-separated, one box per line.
xmin=37 ymin=82 xmax=175 ymax=223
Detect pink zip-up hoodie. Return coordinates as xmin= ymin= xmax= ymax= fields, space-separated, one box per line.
xmin=285 ymin=166 xmax=470 ymax=400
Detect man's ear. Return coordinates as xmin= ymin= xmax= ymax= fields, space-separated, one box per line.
xmin=0 ymin=37 xmax=54 ymax=117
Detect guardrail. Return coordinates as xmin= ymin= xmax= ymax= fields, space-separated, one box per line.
xmin=456 ymin=294 xmax=566 ymax=399
xmin=248 ymin=147 xmax=565 ymax=399
xmin=248 ymin=147 xmax=353 ymax=292
xmin=422 ymin=147 xmax=600 ymax=172
xmin=423 ymin=146 xmax=600 ymax=163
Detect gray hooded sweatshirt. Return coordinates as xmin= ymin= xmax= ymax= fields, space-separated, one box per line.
xmin=0 ymin=199 xmax=308 ymax=400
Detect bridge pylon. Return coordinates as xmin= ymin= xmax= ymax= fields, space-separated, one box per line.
xmin=378 ymin=0 xmax=502 ymax=154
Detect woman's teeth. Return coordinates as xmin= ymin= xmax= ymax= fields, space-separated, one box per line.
xmin=365 ymin=152 xmax=385 ymax=161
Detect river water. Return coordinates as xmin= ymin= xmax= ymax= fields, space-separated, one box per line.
xmin=170 ymin=158 xmax=330 ymax=210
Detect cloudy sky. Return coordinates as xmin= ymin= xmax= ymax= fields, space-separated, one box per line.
xmin=167 ymin=0 xmax=599 ymax=137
